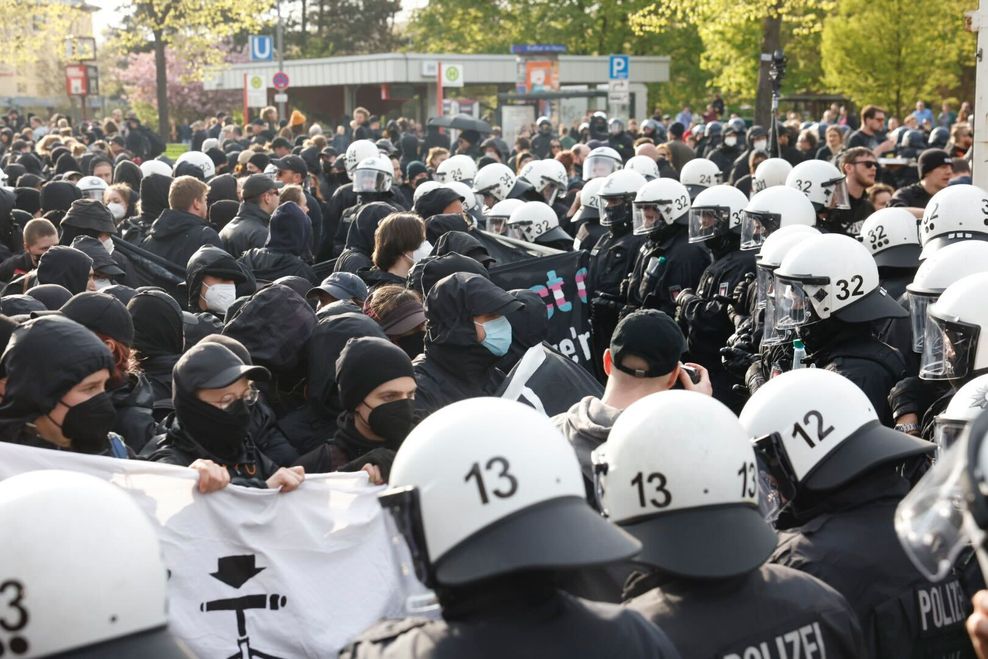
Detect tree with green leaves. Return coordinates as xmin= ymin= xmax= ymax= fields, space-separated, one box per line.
xmin=283 ymin=0 xmax=402 ymax=58
xmin=0 ymin=1 xmax=80 ymax=68
xmin=111 ymin=0 xmax=271 ymax=139
xmin=820 ymin=0 xmax=974 ymax=118
xmin=631 ymin=0 xmax=834 ymax=124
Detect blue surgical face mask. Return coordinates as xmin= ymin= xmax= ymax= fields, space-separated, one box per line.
xmin=475 ymin=315 xmax=512 ymax=357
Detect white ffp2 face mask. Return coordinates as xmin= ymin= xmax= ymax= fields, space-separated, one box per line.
xmin=203 ymin=282 xmax=237 ymax=315
xmin=107 ymin=202 xmax=126 ymax=222
xmin=410 ymin=240 xmax=433 ymax=264
xmin=100 ymin=236 xmax=115 ymax=255
xmin=753 ymin=139 xmax=768 ymax=152
xmin=725 ymin=136 xmax=738 ymax=147
xmin=94 ymin=278 xmax=112 ymax=291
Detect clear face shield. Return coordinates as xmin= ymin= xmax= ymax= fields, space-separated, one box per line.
xmin=752 ymin=432 xmax=799 ymax=525
xmin=920 ymin=314 xmax=980 ymax=381
xmin=507 ymin=221 xmax=533 ymax=242
xmin=538 ymin=176 xmax=564 ymax=206
xmin=773 ymin=276 xmax=825 ymax=330
xmin=633 ymin=200 xmax=674 ymax=236
xmin=583 ymin=155 xmax=620 ymax=180
xmin=740 ymin=210 xmax=782 ymax=251
xmin=761 ymin=273 xmax=791 ymax=347
xmin=822 ymin=176 xmax=851 ymax=210
xmin=688 ymin=205 xmax=730 ymax=243
xmin=378 ymin=486 xmax=434 ymax=587
xmin=487 ymin=216 xmax=509 ymax=235
xmin=353 ymin=169 xmax=391 ymax=193
xmin=909 ymin=291 xmax=936 ymax=353
xmin=935 ymin=417 xmax=969 ymax=456
xmin=82 ymin=188 xmax=105 ymax=200
xmin=590 ymin=447 xmax=610 ymax=517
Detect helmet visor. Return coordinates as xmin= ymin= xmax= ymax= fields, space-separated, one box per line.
xmin=935 ymin=417 xmax=968 ymax=456
xmin=688 ymin=205 xmax=730 ymax=243
xmin=894 ymin=437 xmax=969 ymax=582
xmin=487 ymin=216 xmax=509 ymax=235
xmin=909 ymin=291 xmax=935 ymax=353
xmin=590 ymin=447 xmax=610 ymax=516
xmin=761 ymin=282 xmax=788 ymax=346
xmin=507 ymin=221 xmax=532 ymax=242
xmin=584 ymin=155 xmax=620 ymax=180
xmin=920 ymin=314 xmax=980 ymax=381
xmin=379 ymin=486 xmax=433 ymax=586
xmin=774 ymin=277 xmax=822 ymax=329
xmin=740 ymin=210 xmax=782 ymax=251
xmin=83 ymin=188 xmax=104 ymax=200
xmin=633 ymin=200 xmax=674 ymax=235
xmin=353 ymin=169 xmax=391 ymax=193
xmin=752 ymin=433 xmax=798 ymax=520
xmin=823 ymin=177 xmax=851 ymax=210
xmin=755 ymin=264 xmax=773 ymax=310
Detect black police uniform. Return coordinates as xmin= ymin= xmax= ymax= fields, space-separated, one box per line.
xmin=623 ymin=224 xmax=711 ymax=318
xmin=340 ymin=587 xmax=682 ymax=659
xmin=625 ymin=564 xmax=867 ymax=658
xmin=772 ymin=468 xmax=975 ymax=659
xmin=587 ymin=224 xmax=645 ymax=378
xmin=678 ymin=246 xmax=756 ymax=410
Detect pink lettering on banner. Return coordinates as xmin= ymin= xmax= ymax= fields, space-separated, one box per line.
xmin=575 ymin=267 xmax=589 ymax=304
xmin=546 ymin=270 xmax=571 ymax=312
xmin=529 ymin=284 xmax=553 ymax=318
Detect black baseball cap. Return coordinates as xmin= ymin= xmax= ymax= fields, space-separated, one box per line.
xmin=609 ymin=309 xmax=686 ymax=378
xmin=271 ymin=155 xmax=308 ymax=176
xmin=271 ymin=137 xmax=292 ymax=150
xmin=173 ymin=341 xmax=270 ymax=391
xmin=919 ymin=148 xmax=952 ymax=178
xmin=242 ymin=173 xmax=282 ymax=200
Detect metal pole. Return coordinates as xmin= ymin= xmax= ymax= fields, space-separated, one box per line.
xmin=436 ymin=62 xmax=444 ymax=119
xmin=969 ymin=1 xmax=988 ymax=189
xmin=276 ymin=0 xmax=285 ymax=121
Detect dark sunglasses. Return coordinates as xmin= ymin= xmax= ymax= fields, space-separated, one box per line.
xmin=852 ymin=161 xmax=878 ymax=169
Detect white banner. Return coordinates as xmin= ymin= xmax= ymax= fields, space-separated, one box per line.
xmin=0 ymin=443 xmax=410 ymax=658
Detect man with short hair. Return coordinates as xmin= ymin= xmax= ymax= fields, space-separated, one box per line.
xmin=0 ymin=217 xmax=57 ymax=281
xmin=553 ymin=309 xmax=711 ymax=503
xmin=947 ymin=122 xmax=973 ymax=158
xmin=847 ymin=105 xmax=896 ymax=157
xmin=91 ymin=158 xmax=113 ymax=185
xmin=889 ymin=148 xmax=952 ymax=213
xmin=911 ymin=100 xmax=934 ymax=129
xmin=838 ymin=146 xmax=878 ymax=229
xmin=219 ymin=173 xmax=281 ymax=258
xmin=139 ymin=175 xmax=222 ymax=267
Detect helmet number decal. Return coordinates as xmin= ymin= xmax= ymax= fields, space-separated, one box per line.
xmin=834 ymin=275 xmax=864 ymax=301
xmin=791 ymin=410 xmax=835 ymax=449
xmin=867 ymin=225 xmax=888 ymax=249
xmin=794 ymin=179 xmax=812 ymax=194
xmin=982 ymin=198 xmax=988 ymax=223
xmin=464 ymin=457 xmax=518 ymax=505
xmin=738 ymin=461 xmax=757 ymax=498
xmin=699 ymin=174 xmax=712 ymax=185
xmin=631 ymin=471 xmax=672 ymax=509
xmin=674 ymin=195 xmax=689 ymax=211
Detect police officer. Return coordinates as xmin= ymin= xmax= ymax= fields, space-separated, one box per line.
xmin=532 ymin=116 xmax=554 ymax=159
xmin=505 ymin=201 xmax=573 ymax=251
xmin=323 ymin=139 xmax=380 ymax=260
xmin=740 ymin=368 xmax=973 ymax=658
xmin=622 ymin=177 xmax=710 ymax=318
xmin=587 ymin=170 xmax=648 ymax=380
xmin=771 ymin=233 xmax=907 ymax=423
xmin=0 ymin=470 xmax=195 ymax=657
xmin=571 ymin=178 xmax=606 ymax=251
xmin=785 ymin=159 xmax=852 ymax=234
xmin=594 ymin=390 xmax=866 ymax=657
xmin=607 ymin=118 xmax=635 ymax=162
xmin=341 ymin=398 xmax=682 ymax=658
xmin=675 ymin=185 xmax=754 ymax=411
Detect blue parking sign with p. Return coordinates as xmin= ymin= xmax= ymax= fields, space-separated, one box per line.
xmin=250 ymin=35 xmax=273 ymax=62
xmin=609 ymin=55 xmax=629 ymax=80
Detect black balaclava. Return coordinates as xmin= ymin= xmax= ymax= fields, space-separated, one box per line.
xmin=407 ymin=253 xmax=490 ymax=297
xmin=128 ymin=289 xmax=184 ymax=361
xmin=345 ymin=202 xmax=396 ymax=254
xmin=207 ymin=174 xmax=239 ymax=207
xmin=265 ymin=202 xmax=311 ymax=257
xmin=112 ymin=160 xmax=142 ymax=195
xmin=425 ymin=213 xmax=470 ymax=245
xmin=13 ymin=187 xmax=40 ymax=216
xmin=139 ymin=173 xmax=173 ymax=223
xmin=40 ymin=181 xmax=82 ymax=214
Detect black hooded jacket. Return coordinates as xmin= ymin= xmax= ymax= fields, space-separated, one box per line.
xmin=121 ymin=173 xmax=172 ymax=244
xmin=413 ymin=273 xmax=521 ymax=417
xmin=113 ymin=160 xmax=143 ymax=195
xmin=36 ymin=245 xmax=92 ymax=294
xmin=219 ymin=201 xmax=271 ymax=258
xmin=40 ymin=180 xmax=82 ymax=214
xmin=432 ymin=230 xmax=495 ymax=269
xmin=184 ymin=244 xmax=252 ymax=311
xmin=425 ymin=213 xmax=471 ymax=245
xmin=109 ymin=372 xmax=158 ymax=452
xmin=279 ymin=314 xmax=388 ymax=455
xmin=141 ymin=206 xmax=223 ymax=269
xmin=334 ymin=202 xmax=395 ymax=274
xmin=129 ymin=289 xmax=184 ymax=416
xmin=238 ymin=202 xmax=316 ymax=284
xmin=322 ymin=182 xmax=358 ymax=260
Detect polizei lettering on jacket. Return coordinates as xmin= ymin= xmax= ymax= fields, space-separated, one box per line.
xmin=916 ymin=579 xmax=967 ymax=633
xmin=722 ymin=621 xmax=827 ymax=659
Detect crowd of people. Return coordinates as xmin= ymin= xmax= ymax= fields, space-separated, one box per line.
xmin=4 ymin=95 xmax=988 ymax=658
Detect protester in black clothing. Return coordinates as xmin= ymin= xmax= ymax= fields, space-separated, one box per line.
xmin=334 ymin=202 xmax=396 ymax=275
xmin=59 ymin=198 xmax=138 ymax=285
xmin=889 ymin=148 xmax=952 ymax=211
xmin=141 ymin=341 xmax=305 ymax=491
xmin=360 ymin=212 xmax=428 ymax=291
xmin=36 ymin=245 xmax=94 ymax=294
xmin=0 ymin=217 xmax=57 ymax=282
xmin=184 ymin=244 xmax=253 ymax=337
xmin=238 ymin=201 xmax=317 ymax=284
xmin=25 ymin=283 xmax=71 ymax=310
xmin=140 ymin=176 xmax=222 ymax=268
xmin=128 ymin=288 xmax=184 ymax=418
xmin=218 ymin=174 xmax=280 ymax=258
xmin=120 ymin=173 xmax=171 ymax=244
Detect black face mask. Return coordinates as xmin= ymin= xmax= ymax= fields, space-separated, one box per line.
xmin=604 ymin=201 xmax=631 ymax=227
xmin=322 ymin=162 xmax=334 ymax=176
xmin=55 ymin=392 xmax=117 ymax=454
xmin=362 ymin=398 xmax=415 ymax=448
xmin=395 ymin=331 xmax=425 ymax=360
xmin=177 ymin=395 xmax=251 ymax=462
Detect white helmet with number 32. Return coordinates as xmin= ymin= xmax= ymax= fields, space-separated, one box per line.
xmin=380 ymin=398 xmax=641 ymax=587
xmin=632 ymin=178 xmax=691 ymax=235
xmin=919 ymin=184 xmax=988 ymax=259
xmin=688 ymin=185 xmax=749 ymax=243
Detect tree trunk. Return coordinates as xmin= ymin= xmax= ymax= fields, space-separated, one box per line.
xmin=154 ymin=34 xmax=169 ymax=142
xmin=754 ymin=13 xmax=782 ymax=128
xmin=301 ymin=0 xmax=308 ymax=50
